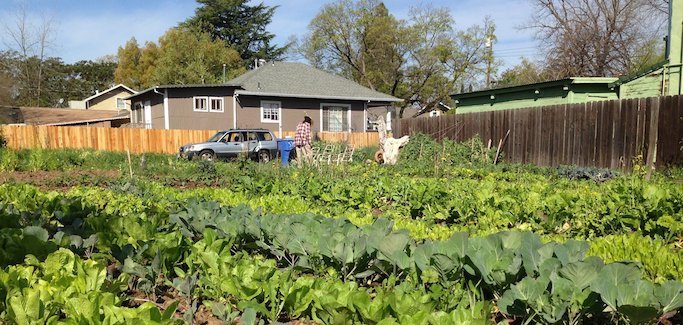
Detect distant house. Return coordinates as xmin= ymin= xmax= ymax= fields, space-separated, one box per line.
xmin=124 ymin=62 xmax=402 ymax=133
xmin=451 ymin=77 xmax=619 ymax=114
xmin=452 ymin=0 xmax=682 ymax=113
xmin=69 ymin=84 xmax=137 ymax=111
xmin=0 ymin=106 xmax=130 ymax=127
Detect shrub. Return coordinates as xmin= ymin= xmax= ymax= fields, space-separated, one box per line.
xmin=197 ymin=159 xmax=217 ymax=176
xmin=398 ymin=133 xmax=497 ymax=168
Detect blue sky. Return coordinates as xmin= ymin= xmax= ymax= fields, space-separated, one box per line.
xmin=0 ymin=0 xmax=539 ymax=69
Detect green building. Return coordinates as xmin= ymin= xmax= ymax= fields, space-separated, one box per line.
xmin=452 ymin=77 xmax=619 ymax=114
xmin=452 ymin=0 xmax=682 ymax=113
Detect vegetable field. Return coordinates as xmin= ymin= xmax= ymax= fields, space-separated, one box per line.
xmin=0 ymin=145 xmax=682 ymax=324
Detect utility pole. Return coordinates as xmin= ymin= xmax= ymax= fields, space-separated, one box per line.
xmin=222 ymin=64 xmax=226 ymax=83
xmin=485 ymin=36 xmax=493 ymax=89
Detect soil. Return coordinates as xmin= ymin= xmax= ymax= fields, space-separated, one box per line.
xmin=0 ymin=170 xmax=120 ymax=190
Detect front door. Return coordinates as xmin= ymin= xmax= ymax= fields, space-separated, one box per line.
xmin=143 ymin=100 xmax=152 ymax=129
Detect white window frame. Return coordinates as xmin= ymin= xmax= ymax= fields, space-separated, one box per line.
xmin=116 ymin=98 xmax=125 ymax=110
xmin=193 ymin=96 xmax=208 ymax=112
xmin=260 ymin=100 xmax=281 ymax=123
xmin=320 ymin=103 xmax=352 ymax=132
xmin=209 ymin=97 xmax=224 ymax=113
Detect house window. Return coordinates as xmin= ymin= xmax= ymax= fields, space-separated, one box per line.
xmin=321 ymin=104 xmax=350 ymax=132
xmin=209 ymin=97 xmax=224 ymax=112
xmin=116 ymin=98 xmax=125 ymax=110
xmin=261 ymin=101 xmax=280 ymax=123
xmin=193 ymin=97 xmax=208 ymax=112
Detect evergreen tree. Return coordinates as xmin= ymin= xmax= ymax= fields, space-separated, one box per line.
xmin=185 ymin=0 xmax=287 ymax=67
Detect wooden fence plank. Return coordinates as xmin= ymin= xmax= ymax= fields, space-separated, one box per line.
xmin=3 ymin=95 xmax=682 ymax=170
xmin=390 ymin=95 xmax=682 ymax=170
xmin=0 ymin=126 xmax=379 ymax=154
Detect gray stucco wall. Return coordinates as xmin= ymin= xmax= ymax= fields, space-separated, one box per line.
xmin=131 ymin=87 xmax=383 ymax=132
xmin=236 ymin=96 xmax=367 ymax=133
xmin=167 ymin=87 xmax=235 ymax=130
xmin=130 ymin=92 xmax=163 ymax=128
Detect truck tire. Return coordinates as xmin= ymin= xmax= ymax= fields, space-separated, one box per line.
xmin=258 ymin=150 xmax=271 ymax=163
xmin=199 ymin=150 xmax=215 ymax=161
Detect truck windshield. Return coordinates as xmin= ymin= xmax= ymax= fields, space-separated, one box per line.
xmin=207 ymin=131 xmax=227 ymax=142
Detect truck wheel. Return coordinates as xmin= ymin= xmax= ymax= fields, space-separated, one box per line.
xmin=258 ymin=150 xmax=271 ymax=163
xmin=199 ymin=150 xmax=215 ymax=161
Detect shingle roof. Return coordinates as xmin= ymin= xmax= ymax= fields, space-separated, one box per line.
xmin=1 ymin=107 xmax=129 ymax=125
xmin=124 ymin=83 xmax=241 ymax=100
xmin=229 ymin=62 xmax=402 ymax=102
xmin=82 ymin=84 xmax=137 ymax=103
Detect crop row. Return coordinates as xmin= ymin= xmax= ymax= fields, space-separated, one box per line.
xmin=1 ymin=182 xmax=683 ymax=323
xmin=2 ymin=182 xmax=682 ymax=283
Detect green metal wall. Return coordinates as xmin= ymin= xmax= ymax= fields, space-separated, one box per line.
xmin=619 ymin=70 xmax=664 ymax=99
xmin=455 ymin=84 xmax=616 ymax=114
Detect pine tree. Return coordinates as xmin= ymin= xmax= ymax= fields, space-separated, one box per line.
xmin=185 ymin=0 xmax=287 ymax=67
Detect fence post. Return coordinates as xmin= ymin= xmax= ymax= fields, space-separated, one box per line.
xmin=645 ymin=97 xmax=660 ymax=179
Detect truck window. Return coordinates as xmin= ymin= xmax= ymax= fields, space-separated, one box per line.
xmin=228 ymin=132 xmax=245 ymax=142
xmin=258 ymin=132 xmax=273 ymax=141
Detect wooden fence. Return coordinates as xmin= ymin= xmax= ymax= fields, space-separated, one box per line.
xmin=0 ymin=126 xmax=380 ymax=154
xmin=394 ymin=95 xmax=683 ymax=170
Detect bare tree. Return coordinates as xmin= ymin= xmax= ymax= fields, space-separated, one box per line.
xmin=2 ymin=2 xmax=55 ymax=106
xmin=301 ymin=1 xmax=494 ymax=117
xmin=527 ymin=0 xmax=668 ymax=78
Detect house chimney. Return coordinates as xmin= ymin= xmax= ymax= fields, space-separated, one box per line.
xmin=253 ymin=59 xmax=267 ymax=70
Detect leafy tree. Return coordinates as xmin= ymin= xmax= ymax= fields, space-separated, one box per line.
xmin=115 ymin=28 xmax=244 ymax=89
xmin=71 ymin=60 xmax=117 ymax=92
xmin=303 ymin=1 xmax=406 ymax=95
xmin=0 ymin=51 xmax=120 ymax=107
xmin=151 ymin=27 xmax=244 ymax=85
xmin=301 ymin=0 xmax=494 ymax=117
xmin=114 ymin=38 xmax=144 ymax=89
xmin=496 ymin=58 xmax=551 ymax=87
xmin=185 ymin=0 xmax=287 ymax=67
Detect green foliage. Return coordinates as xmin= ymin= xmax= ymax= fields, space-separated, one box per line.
xmin=184 ymin=0 xmax=287 ymax=66
xmin=0 ymin=249 xmax=180 ymax=324
xmin=115 ymin=28 xmax=244 ymax=89
xmin=152 ymin=27 xmax=244 ymax=85
xmin=114 ymin=38 xmax=145 ymax=89
xmin=0 ymin=129 xmax=7 ymax=148
xmin=496 ymin=58 xmax=551 ymax=87
xmin=2 ymin=148 xmax=683 ymax=322
xmin=302 ymin=1 xmax=496 ymax=116
xmin=589 ymin=234 xmax=683 ymax=284
xmin=398 ymin=133 xmax=497 ymax=169
xmin=0 ymin=52 xmax=118 ymax=107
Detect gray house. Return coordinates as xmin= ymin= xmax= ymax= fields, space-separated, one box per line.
xmin=125 ymin=62 xmax=402 ymax=134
